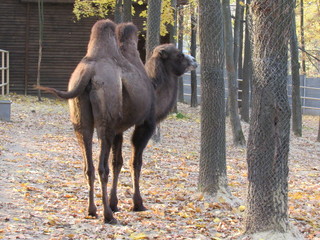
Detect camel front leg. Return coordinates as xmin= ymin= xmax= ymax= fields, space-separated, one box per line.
xmin=109 ymin=133 xmax=124 ymax=212
xmin=130 ymin=121 xmax=155 ymax=211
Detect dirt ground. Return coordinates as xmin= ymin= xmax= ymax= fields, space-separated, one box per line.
xmin=0 ymin=95 xmax=319 ymax=240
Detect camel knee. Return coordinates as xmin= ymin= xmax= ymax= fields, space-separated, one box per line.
xmin=112 ymin=156 xmax=123 ymax=171
xmin=130 ymin=158 xmax=142 ymax=172
xmin=85 ymin=167 xmax=95 ymax=181
xmin=98 ymin=167 xmax=110 ymax=181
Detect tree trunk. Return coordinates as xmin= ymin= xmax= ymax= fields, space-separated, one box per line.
xmin=237 ymin=2 xmax=244 ymax=80
xmin=37 ymin=0 xmax=44 ymax=101
xmin=190 ymin=8 xmax=198 ymax=107
xmin=245 ymin=1 xmax=298 ymax=237
xmin=146 ymin=0 xmax=161 ymax=60
xmin=240 ymin=0 xmax=252 ymax=123
xmin=114 ymin=0 xmax=122 ymax=23
xmin=170 ymin=0 xmax=178 ymax=113
xmin=146 ymin=0 xmax=162 ymax=142
xmin=222 ymin=0 xmax=246 ymax=146
xmin=177 ymin=6 xmax=184 ymax=103
xmin=317 ymin=117 xmax=320 ymax=142
xmin=235 ymin=0 xmax=244 ymax=111
xmin=300 ymin=0 xmax=306 ymax=75
xmin=123 ymin=0 xmax=132 ymax=22
xmin=290 ymin=10 xmax=302 ymax=137
xmin=169 ymin=0 xmax=177 ymax=44
xmin=233 ymin=0 xmax=241 ymax=69
xmin=198 ymin=0 xmax=230 ymax=198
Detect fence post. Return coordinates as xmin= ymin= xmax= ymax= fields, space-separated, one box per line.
xmin=1 ymin=51 xmax=4 ymax=96
xmin=6 ymin=52 xmax=9 ymax=94
xmin=301 ymin=74 xmax=306 ymax=115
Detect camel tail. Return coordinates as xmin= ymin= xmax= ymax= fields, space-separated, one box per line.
xmin=36 ymin=61 xmax=93 ymax=99
xmin=35 ymin=85 xmax=85 ymax=99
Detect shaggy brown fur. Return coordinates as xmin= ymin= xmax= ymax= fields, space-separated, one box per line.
xmin=37 ymin=20 xmax=197 ymax=224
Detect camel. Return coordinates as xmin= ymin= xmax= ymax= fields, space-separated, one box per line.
xmin=37 ymin=19 xmax=197 ymax=224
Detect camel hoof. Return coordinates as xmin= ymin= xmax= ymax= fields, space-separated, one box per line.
xmin=104 ymin=217 xmax=118 ymax=225
xmin=110 ymin=206 xmax=120 ymax=212
xmin=132 ymin=205 xmax=147 ymax=212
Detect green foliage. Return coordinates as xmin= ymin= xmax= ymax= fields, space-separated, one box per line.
xmin=175 ymin=112 xmax=188 ymax=119
xmin=139 ymin=0 xmax=175 ymax=36
xmin=295 ymin=0 xmax=320 ymax=76
xmin=73 ymin=0 xmax=116 ymax=20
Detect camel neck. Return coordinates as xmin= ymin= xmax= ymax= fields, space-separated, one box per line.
xmin=154 ymin=72 xmax=178 ymax=122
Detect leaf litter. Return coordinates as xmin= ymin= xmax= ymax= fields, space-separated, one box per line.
xmin=0 ymin=95 xmax=319 ymax=239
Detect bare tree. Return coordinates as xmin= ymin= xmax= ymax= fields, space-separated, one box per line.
xmin=123 ymin=0 xmax=132 ymax=22
xmin=244 ymin=0 xmax=302 ymax=238
xmin=240 ymin=0 xmax=252 ymax=123
xmin=37 ymin=0 xmax=44 ymax=101
xmin=146 ymin=0 xmax=162 ymax=142
xmin=146 ymin=0 xmax=161 ymax=60
xmin=114 ymin=0 xmax=122 ymax=23
xmin=300 ymin=0 xmax=306 ymax=75
xmin=198 ymin=0 xmax=231 ymax=199
xmin=222 ymin=0 xmax=246 ymax=146
xmin=190 ymin=6 xmax=198 ymax=107
xmin=177 ymin=6 xmax=184 ymax=103
xmin=290 ymin=9 xmax=302 ymax=137
xmin=317 ymin=117 xmax=320 ymax=142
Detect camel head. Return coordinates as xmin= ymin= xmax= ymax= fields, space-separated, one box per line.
xmin=155 ymin=44 xmax=198 ymax=76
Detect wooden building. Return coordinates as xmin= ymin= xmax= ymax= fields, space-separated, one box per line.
xmin=0 ymin=0 xmax=162 ymax=95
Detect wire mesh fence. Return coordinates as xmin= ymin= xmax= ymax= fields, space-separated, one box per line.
xmin=244 ymin=0 xmax=295 ymax=234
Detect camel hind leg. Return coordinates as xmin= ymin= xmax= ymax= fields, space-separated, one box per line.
xmin=69 ymin=96 xmax=97 ymax=218
xmin=96 ymin=125 xmax=117 ymax=224
xmin=90 ymin=91 xmax=120 ymax=224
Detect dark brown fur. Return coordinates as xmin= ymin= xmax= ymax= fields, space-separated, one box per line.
xmin=37 ymin=20 xmax=197 ymax=224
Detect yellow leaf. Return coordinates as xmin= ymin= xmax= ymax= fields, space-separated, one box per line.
xmin=213 ymin=218 xmax=221 ymax=223
xmin=239 ymin=205 xmax=246 ymax=212
xmin=195 ymin=224 xmax=206 ymax=228
xmin=13 ymin=217 xmax=20 ymax=221
xmin=130 ymin=232 xmax=148 ymax=240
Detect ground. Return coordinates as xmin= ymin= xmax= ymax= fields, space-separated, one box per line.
xmin=0 ymin=95 xmax=319 ymax=240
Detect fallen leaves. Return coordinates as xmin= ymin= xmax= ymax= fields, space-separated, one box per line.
xmin=0 ymin=95 xmax=319 ymax=239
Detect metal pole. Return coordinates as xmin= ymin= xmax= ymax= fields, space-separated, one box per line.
xmin=2 ymin=51 xmax=4 ymax=96
xmin=7 ymin=52 xmax=9 ymax=94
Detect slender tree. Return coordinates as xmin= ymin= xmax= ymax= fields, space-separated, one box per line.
xmin=222 ymin=0 xmax=246 ymax=146
xmin=198 ymin=0 xmax=231 ymax=199
xmin=177 ymin=6 xmax=184 ymax=103
xmin=169 ymin=0 xmax=177 ymax=44
xmin=145 ymin=0 xmax=162 ymax=60
xmin=290 ymin=9 xmax=302 ymax=137
xmin=237 ymin=1 xmax=245 ymax=80
xmin=37 ymin=0 xmax=44 ymax=101
xmin=146 ymin=0 xmax=162 ymax=142
xmin=233 ymin=0 xmax=242 ymax=69
xmin=244 ymin=0 xmax=302 ymax=238
xmin=123 ymin=0 xmax=132 ymax=22
xmin=300 ymin=0 xmax=306 ymax=75
xmin=317 ymin=117 xmax=320 ymax=142
xmin=190 ymin=5 xmax=198 ymax=107
xmin=240 ymin=0 xmax=252 ymax=123
xmin=114 ymin=0 xmax=122 ymax=23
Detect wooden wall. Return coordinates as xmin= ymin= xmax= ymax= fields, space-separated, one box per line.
xmin=0 ymin=0 xmax=147 ymax=94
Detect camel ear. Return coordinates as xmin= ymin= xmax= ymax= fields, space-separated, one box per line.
xmin=159 ymin=49 xmax=169 ymax=59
